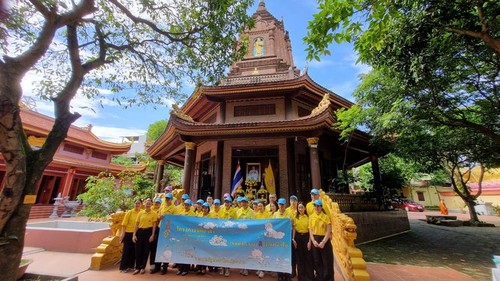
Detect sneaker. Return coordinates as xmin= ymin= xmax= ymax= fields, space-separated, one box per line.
xmin=132 ymin=269 xmax=140 ymax=275
xmin=176 ymin=271 xmax=182 ymax=275
xmin=181 ymin=271 xmax=188 ymax=276
xmin=219 ymin=268 xmax=225 ymax=275
xmin=140 ymin=269 xmax=145 ymax=274
xmin=224 ymin=268 xmax=230 ymax=277
xmin=161 ymin=267 xmax=167 ymax=275
xmin=119 ymin=269 xmax=128 ymax=273
xmin=242 ymin=269 xmax=248 ymax=276
xmin=258 ymin=271 xmax=265 ymax=278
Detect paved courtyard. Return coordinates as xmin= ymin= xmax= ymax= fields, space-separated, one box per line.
xmin=358 ymin=211 xmax=500 ymax=281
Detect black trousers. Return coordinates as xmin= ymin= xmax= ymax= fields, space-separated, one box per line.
xmin=135 ymin=228 xmax=152 ymax=270
xmin=120 ymin=232 xmax=135 ymax=270
xmin=295 ymin=232 xmax=315 ymax=281
xmin=149 ymin=226 xmax=160 ymax=268
xmin=311 ymin=235 xmax=334 ymax=281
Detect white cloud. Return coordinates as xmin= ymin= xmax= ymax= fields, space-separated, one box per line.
xmin=87 ymin=126 xmax=146 ymax=143
xmin=209 ymin=235 xmax=227 ymax=246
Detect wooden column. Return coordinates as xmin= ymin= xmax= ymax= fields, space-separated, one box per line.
xmin=61 ymin=168 xmax=76 ymax=199
xmin=307 ymin=137 xmax=321 ymax=189
xmin=156 ymin=160 xmax=165 ymax=193
xmin=214 ymin=141 xmax=224 ymax=199
xmin=183 ymin=142 xmax=196 ymax=195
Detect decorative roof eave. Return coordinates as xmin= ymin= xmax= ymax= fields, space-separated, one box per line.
xmin=202 ymin=74 xmax=354 ymax=109
xmin=51 ymin=156 xmax=145 ymax=173
xmin=170 ymin=96 xmax=335 ymax=139
xmin=20 ymin=108 xmax=131 ymax=153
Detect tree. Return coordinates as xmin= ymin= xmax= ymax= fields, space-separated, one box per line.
xmin=146 ymin=119 xmax=168 ymax=144
xmin=77 ymin=171 xmax=154 ymax=219
xmin=0 ymin=1 xmax=254 ymax=279
xmin=305 ymin=0 xmax=499 ymax=146
xmin=305 ymin=0 xmax=499 ymax=222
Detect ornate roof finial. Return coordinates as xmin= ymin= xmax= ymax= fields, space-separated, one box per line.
xmin=258 ymin=0 xmax=266 ymax=10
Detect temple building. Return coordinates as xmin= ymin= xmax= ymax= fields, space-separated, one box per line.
xmin=148 ymin=1 xmax=379 ymax=201
xmin=0 ymin=107 xmax=143 ymax=218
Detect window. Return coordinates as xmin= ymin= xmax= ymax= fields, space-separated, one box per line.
xmin=234 ymin=104 xmax=275 ymax=117
xmin=63 ymin=144 xmax=84 ymax=154
xmin=91 ymin=150 xmax=108 ymax=160
xmin=416 ymin=191 xmax=425 ymax=201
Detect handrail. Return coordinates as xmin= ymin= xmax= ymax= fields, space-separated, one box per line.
xmin=320 ymin=190 xmax=370 ymax=281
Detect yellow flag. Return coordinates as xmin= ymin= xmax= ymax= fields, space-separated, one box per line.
xmin=264 ymin=161 xmax=276 ymax=194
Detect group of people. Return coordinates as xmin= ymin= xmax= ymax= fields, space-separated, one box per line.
xmin=118 ymin=186 xmax=335 ymax=281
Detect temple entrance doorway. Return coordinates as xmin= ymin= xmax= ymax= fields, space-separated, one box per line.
xmin=231 ymin=147 xmax=279 ymax=201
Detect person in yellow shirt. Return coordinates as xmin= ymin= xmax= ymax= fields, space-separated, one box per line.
xmin=157 ymin=193 xmax=176 ymax=275
xmin=177 ymin=199 xmax=195 ymax=276
xmin=286 ymin=195 xmax=298 ymax=217
xmin=210 ymin=199 xmax=223 ymax=218
xmin=236 ymin=197 xmax=254 ymax=276
xmin=265 ymin=193 xmax=277 ymax=212
xmin=149 ymin=198 xmax=163 ymax=274
xmin=293 ymin=202 xmax=314 ymax=281
xmin=221 ymin=197 xmax=237 ymax=220
xmin=132 ymin=199 xmax=158 ymax=275
xmin=254 ymin=201 xmax=269 ymax=219
xmin=308 ymin=199 xmax=333 ymax=281
xmin=306 ymin=188 xmax=330 ymax=216
xmin=119 ymin=199 xmax=142 ymax=273
xmin=219 ymin=197 xmax=236 ymax=277
xmin=273 ymin=198 xmax=292 ymax=280
xmin=175 ymin=193 xmax=191 ymax=214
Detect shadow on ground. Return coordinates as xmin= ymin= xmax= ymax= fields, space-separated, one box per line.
xmin=357 ymin=219 xmax=499 ymax=281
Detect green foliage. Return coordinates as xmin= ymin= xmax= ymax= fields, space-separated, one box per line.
xmin=77 ymin=171 xmax=154 ymax=219
xmin=111 ymin=155 xmax=135 ymax=166
xmin=147 ymin=119 xmax=168 ymax=142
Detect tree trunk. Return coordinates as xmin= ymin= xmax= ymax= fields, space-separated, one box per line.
xmin=465 ymin=200 xmax=480 ymax=223
xmin=0 ymin=199 xmax=32 ymax=281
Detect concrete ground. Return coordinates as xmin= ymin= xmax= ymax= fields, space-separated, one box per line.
xmin=21 ymin=211 xmax=499 ymax=281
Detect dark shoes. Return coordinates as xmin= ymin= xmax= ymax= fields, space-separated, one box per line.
xmin=161 ymin=267 xmax=167 ymax=275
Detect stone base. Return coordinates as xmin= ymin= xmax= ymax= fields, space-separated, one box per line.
xmin=437 ymin=219 xmax=463 ymax=227
xmin=20 ymin=273 xmax=77 ymax=281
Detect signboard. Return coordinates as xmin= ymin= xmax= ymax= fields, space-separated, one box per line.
xmin=156 ymin=215 xmax=292 ymax=273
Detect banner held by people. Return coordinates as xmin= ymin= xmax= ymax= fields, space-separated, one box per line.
xmin=155 ymin=215 xmax=292 ymax=273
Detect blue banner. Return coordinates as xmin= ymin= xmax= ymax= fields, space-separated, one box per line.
xmin=156 ymin=215 xmax=292 ymax=273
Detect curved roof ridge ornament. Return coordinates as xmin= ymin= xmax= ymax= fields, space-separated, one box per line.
xmin=171 ymin=104 xmax=194 ymax=122
xmin=310 ymin=93 xmax=331 ymax=116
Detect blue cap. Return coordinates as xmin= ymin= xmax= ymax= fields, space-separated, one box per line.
xmin=253 ymin=199 xmax=260 ymax=204
xmin=236 ymin=196 xmax=243 ymax=202
xmin=278 ymin=198 xmax=286 ymax=205
xmin=224 ymin=197 xmax=233 ymax=203
xmin=240 ymin=196 xmax=249 ymax=202
xmin=165 ymin=193 xmax=173 ymax=199
xmin=154 ymin=198 xmax=162 ymax=204
xmin=184 ymin=199 xmax=192 ymax=205
xmin=196 ymin=199 xmax=205 ymax=204
xmin=313 ymin=199 xmax=322 ymax=206
xmin=310 ymin=188 xmax=319 ymax=195
xmin=181 ymin=194 xmax=190 ymax=200
xmin=202 ymin=202 xmax=210 ymax=208
xmin=290 ymin=195 xmax=298 ymax=201
xmin=214 ymin=199 xmax=221 ymax=204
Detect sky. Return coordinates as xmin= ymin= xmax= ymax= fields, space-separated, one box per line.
xmin=23 ymin=0 xmax=369 ymax=143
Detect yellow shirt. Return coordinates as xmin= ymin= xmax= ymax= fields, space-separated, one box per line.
xmin=286 ymin=206 xmax=297 ymax=217
xmin=160 ymin=203 xmax=177 ymax=215
xmin=306 ymin=201 xmax=330 ymax=217
xmin=293 ymin=214 xmax=309 ymax=234
xmin=221 ymin=206 xmax=237 ymax=219
xmin=254 ymin=211 xmax=269 ymax=219
xmin=309 ymin=211 xmax=331 ymax=236
xmin=273 ymin=209 xmax=291 ymax=219
xmin=237 ymin=207 xmax=255 ymax=219
xmin=180 ymin=207 xmax=195 ymax=216
xmin=136 ymin=210 xmax=158 ymax=229
xmin=122 ymin=208 xmax=141 ymax=233
xmin=210 ymin=208 xmax=223 ymax=218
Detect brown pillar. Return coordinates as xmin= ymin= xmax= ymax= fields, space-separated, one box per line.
xmin=156 ymin=160 xmax=165 ymax=193
xmin=61 ymin=168 xmax=75 ymax=199
xmin=214 ymin=141 xmax=224 ymax=199
xmin=307 ymin=137 xmax=321 ymax=189
xmin=183 ymin=142 xmax=196 ymax=195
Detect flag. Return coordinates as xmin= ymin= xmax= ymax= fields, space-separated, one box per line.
xmin=264 ymin=160 xmax=276 ymax=194
xmin=231 ymin=160 xmax=243 ymax=197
